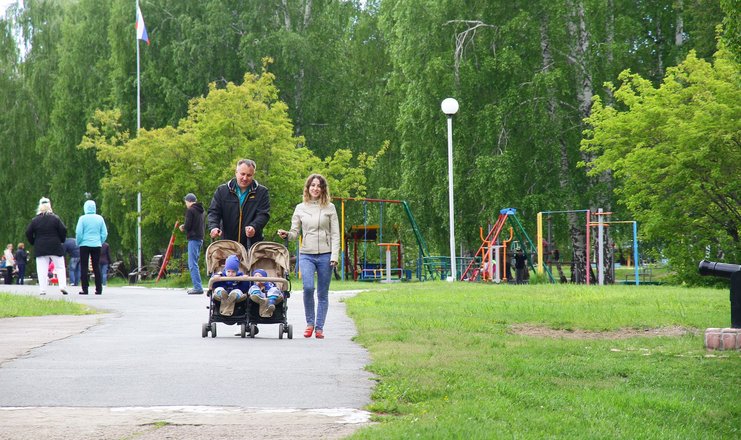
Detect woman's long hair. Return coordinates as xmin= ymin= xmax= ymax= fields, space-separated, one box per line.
xmin=302 ymin=174 xmax=331 ymax=206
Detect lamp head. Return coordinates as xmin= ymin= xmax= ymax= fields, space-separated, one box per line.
xmin=441 ymin=98 xmax=459 ymax=115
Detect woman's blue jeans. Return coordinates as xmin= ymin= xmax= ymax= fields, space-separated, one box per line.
xmin=299 ymin=253 xmax=332 ymax=330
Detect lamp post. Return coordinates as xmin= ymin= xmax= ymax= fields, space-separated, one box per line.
xmin=441 ymin=98 xmax=459 ymax=281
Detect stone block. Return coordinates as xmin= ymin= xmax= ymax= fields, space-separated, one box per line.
xmin=707 ymin=328 xmax=741 ymax=350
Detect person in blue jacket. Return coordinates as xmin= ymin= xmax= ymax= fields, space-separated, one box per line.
xmin=75 ymin=200 xmax=108 ymax=295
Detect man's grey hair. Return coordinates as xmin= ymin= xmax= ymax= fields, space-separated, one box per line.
xmin=236 ymin=159 xmax=256 ymax=170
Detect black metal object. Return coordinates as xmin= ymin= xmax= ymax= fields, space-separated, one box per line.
xmin=699 ymin=260 xmax=741 ymax=328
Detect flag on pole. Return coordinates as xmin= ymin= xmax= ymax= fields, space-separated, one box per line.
xmin=136 ymin=5 xmax=149 ymax=45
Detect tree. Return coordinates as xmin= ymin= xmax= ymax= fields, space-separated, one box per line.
xmin=43 ymin=0 xmax=113 ymax=227
xmin=582 ymin=49 xmax=740 ymax=282
xmin=81 ymin=64 xmax=378 ymax=259
xmin=0 ymin=0 xmax=65 ymax=242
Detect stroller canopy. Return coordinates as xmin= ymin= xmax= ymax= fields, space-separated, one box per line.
xmin=205 ymin=240 xmax=250 ymax=275
xmin=247 ymin=241 xmax=291 ymax=278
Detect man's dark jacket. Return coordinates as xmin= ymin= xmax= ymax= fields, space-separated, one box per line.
xmin=184 ymin=202 xmax=205 ymax=241
xmin=207 ymin=179 xmax=270 ymax=250
xmin=63 ymin=238 xmax=80 ymax=258
xmin=25 ymin=213 xmax=67 ymax=257
xmin=15 ymin=248 xmax=27 ymax=266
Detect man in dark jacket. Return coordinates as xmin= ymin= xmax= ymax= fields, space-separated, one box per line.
xmin=514 ymin=248 xmax=527 ymax=284
xmin=63 ymin=237 xmax=80 ymax=286
xmin=180 ymin=193 xmax=205 ymax=294
xmin=208 ymin=159 xmax=271 ymax=251
xmin=14 ymin=243 xmax=28 ymax=285
xmin=208 ymin=159 xmax=270 ymax=334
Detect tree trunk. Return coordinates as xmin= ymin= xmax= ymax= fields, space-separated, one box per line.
xmin=303 ymin=0 xmax=313 ymax=31
xmin=675 ymin=0 xmax=685 ymax=47
xmin=281 ymin=0 xmax=314 ymax=137
xmin=655 ymin=15 xmax=665 ymax=77
xmin=568 ymin=0 xmax=593 ymax=139
xmin=540 ymin=10 xmax=588 ymax=283
xmin=605 ymin=0 xmax=615 ymax=103
xmin=568 ymin=214 xmax=588 ymax=283
xmin=565 ymin=0 xmax=596 ymax=282
xmin=281 ymin=0 xmax=292 ymax=30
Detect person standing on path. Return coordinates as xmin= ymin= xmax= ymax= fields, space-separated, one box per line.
xmin=514 ymin=248 xmax=527 ymax=285
xmin=99 ymin=242 xmax=111 ymax=286
xmin=278 ymin=173 xmax=340 ymax=339
xmin=63 ymin=237 xmax=80 ymax=286
xmin=4 ymin=244 xmax=15 ymax=283
xmin=180 ymin=193 xmax=205 ymax=295
xmin=207 ymin=159 xmax=271 ymax=252
xmin=75 ymin=200 xmax=108 ymax=295
xmin=25 ymin=197 xmax=69 ymax=295
xmin=14 ymin=243 xmax=27 ymax=285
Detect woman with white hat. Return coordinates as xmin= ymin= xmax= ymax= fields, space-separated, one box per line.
xmin=25 ymin=197 xmax=69 ymax=295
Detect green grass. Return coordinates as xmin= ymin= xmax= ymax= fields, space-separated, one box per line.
xmin=0 ymin=292 xmax=97 ymax=318
xmin=344 ymin=282 xmax=741 ymax=439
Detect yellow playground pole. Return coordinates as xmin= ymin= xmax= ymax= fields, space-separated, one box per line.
xmin=341 ymin=200 xmax=345 ymax=280
xmin=537 ymin=212 xmax=544 ymax=274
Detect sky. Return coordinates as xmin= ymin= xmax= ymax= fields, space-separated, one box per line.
xmin=0 ymin=0 xmax=20 ymax=17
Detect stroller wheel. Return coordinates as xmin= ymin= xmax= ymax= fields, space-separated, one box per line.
xmin=278 ymin=323 xmax=284 ymax=339
xmin=287 ymin=324 xmax=293 ymax=339
xmin=240 ymin=323 xmax=247 ymax=338
xmin=201 ymin=323 xmax=209 ymax=338
xmin=249 ymin=323 xmax=257 ymax=338
xmin=210 ymin=323 xmax=217 ymax=338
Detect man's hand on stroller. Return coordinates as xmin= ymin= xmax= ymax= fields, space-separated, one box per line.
xmin=245 ymin=225 xmax=256 ymax=238
xmin=210 ymin=228 xmax=221 ymax=238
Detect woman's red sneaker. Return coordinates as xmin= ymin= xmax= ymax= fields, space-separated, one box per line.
xmin=304 ymin=326 xmax=314 ymax=338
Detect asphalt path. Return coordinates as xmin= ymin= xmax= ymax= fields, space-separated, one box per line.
xmin=0 ymin=283 xmax=374 ymax=439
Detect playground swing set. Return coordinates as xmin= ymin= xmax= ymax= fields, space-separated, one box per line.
xmin=536 ymin=208 xmax=640 ymax=285
xmin=337 ymin=197 xmax=437 ymax=282
xmin=460 ymin=207 xmax=641 ymax=285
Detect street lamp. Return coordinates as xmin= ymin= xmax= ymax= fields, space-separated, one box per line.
xmin=441 ymin=98 xmax=459 ymax=281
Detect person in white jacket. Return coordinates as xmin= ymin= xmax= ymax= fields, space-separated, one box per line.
xmin=278 ymin=174 xmax=340 ymax=339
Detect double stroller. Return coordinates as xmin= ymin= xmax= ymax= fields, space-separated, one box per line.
xmin=201 ymin=240 xmax=293 ymax=339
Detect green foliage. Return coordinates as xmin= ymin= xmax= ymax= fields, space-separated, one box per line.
xmin=720 ymin=0 xmax=741 ymax=60
xmin=582 ymin=49 xmax=741 ymax=281
xmin=80 ymin=64 xmax=380 ymax=254
xmin=346 ymin=282 xmax=741 ymax=439
xmin=0 ymin=0 xmax=734 ymax=281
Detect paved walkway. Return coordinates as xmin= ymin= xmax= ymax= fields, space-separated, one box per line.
xmin=0 ymin=284 xmax=373 ymax=439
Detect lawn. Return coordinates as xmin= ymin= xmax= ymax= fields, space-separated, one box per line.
xmin=0 ymin=292 xmax=96 ymax=318
xmin=345 ymin=282 xmax=740 ymax=439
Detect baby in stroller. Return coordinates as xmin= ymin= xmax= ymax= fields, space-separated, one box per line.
xmin=249 ymin=268 xmax=283 ymax=317
xmin=211 ymin=255 xmax=249 ymax=316
xmin=202 ymin=239 xmax=293 ymax=339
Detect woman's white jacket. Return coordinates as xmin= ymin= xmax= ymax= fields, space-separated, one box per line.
xmin=285 ymin=201 xmax=340 ymax=262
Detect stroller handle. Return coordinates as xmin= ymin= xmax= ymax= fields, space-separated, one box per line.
xmin=207 ymin=276 xmax=288 ymax=291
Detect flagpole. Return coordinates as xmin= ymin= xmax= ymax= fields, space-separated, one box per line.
xmin=136 ymin=0 xmax=142 ymax=276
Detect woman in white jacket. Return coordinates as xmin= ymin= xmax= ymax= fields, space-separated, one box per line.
xmin=278 ymin=174 xmax=340 ymax=339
